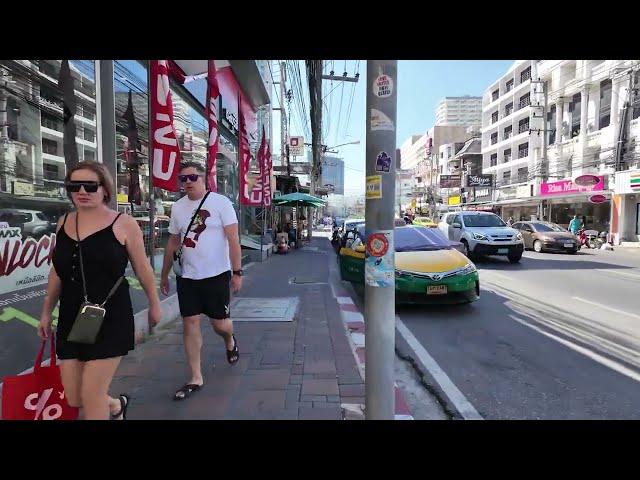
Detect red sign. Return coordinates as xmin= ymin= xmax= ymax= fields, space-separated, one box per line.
xmin=238 ymin=93 xmax=262 ymax=206
xmin=589 ymin=194 xmax=607 ymax=204
xmin=367 ymin=233 xmax=389 ymax=258
xmin=150 ymin=60 xmax=181 ymax=192
xmin=206 ymin=60 xmax=220 ymax=192
xmin=574 ymin=174 xmax=601 ymax=187
xmin=263 ymin=136 xmax=272 ymax=208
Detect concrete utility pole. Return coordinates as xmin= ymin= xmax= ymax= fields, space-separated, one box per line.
xmin=365 ymin=60 xmax=397 ymax=420
xmin=308 ymin=60 xmax=322 ymax=242
xmin=274 ymin=62 xmax=289 ymax=177
xmin=531 ymin=78 xmax=548 ymax=219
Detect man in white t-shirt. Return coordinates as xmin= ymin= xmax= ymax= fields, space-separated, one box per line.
xmin=160 ymin=162 xmax=243 ymax=401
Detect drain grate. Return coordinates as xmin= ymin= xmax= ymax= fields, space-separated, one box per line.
xmin=230 ymin=297 xmax=299 ymax=322
xmin=290 ymin=276 xmax=328 ymax=285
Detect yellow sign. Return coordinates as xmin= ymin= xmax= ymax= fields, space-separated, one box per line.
xmin=448 ymin=195 xmax=461 ymax=205
xmin=117 ymin=193 xmax=129 ymax=203
xmin=411 ymin=199 xmax=417 ymax=208
xmin=366 ymin=175 xmax=382 ymax=199
xmin=13 ymin=181 xmax=34 ymax=196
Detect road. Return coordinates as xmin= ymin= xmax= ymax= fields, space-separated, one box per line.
xmin=396 ymin=247 xmax=640 ymax=419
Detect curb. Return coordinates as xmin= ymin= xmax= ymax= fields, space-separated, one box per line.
xmin=330 ymin=284 xmax=414 ymax=420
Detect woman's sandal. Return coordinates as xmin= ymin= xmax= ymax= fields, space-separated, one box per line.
xmin=226 ymin=334 xmax=239 ymax=365
xmin=173 ymin=383 xmax=202 ymax=401
xmin=110 ymin=394 xmax=130 ymax=420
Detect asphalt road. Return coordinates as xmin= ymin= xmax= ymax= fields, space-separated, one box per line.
xmin=397 ymin=247 xmax=640 ymax=419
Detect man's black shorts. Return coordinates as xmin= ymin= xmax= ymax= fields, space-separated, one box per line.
xmin=176 ymin=271 xmax=231 ymax=319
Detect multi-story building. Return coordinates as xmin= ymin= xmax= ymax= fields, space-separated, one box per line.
xmin=400 ymin=134 xmax=428 ymax=170
xmin=481 ymin=59 xmax=640 ymax=244
xmin=320 ymin=154 xmax=344 ymax=195
xmin=396 ymin=169 xmax=415 ymax=215
xmin=414 ymin=125 xmax=469 ymax=191
xmin=436 ymin=96 xmax=482 ymax=130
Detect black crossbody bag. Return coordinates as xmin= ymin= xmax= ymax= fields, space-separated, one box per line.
xmin=172 ymin=191 xmax=210 ymax=277
xmin=67 ymin=213 xmax=125 ymax=344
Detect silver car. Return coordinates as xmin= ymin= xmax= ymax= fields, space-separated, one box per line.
xmin=438 ymin=211 xmax=525 ymax=263
xmin=0 ymin=209 xmax=54 ymax=239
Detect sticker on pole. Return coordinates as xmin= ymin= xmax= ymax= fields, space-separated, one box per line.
xmin=365 ymin=230 xmax=394 ymax=288
xmin=373 ymin=74 xmax=394 ymax=98
xmin=370 ymin=108 xmax=394 ymax=131
xmin=366 ymin=175 xmax=382 ymax=199
xmin=375 ymin=151 xmax=392 ymax=173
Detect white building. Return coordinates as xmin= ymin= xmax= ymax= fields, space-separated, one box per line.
xmin=481 ymin=59 xmax=640 ymax=242
xmin=400 ymin=134 xmax=428 ymax=170
xmin=436 ymin=96 xmax=482 ymax=130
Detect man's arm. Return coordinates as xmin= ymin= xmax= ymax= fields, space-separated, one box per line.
xmin=224 ymin=223 xmax=242 ymax=272
xmin=161 ymin=234 xmax=181 ymax=279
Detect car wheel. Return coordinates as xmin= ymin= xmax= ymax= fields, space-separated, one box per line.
xmin=461 ymin=240 xmax=472 ymax=258
xmin=533 ymin=240 xmax=543 ymax=253
xmin=508 ymin=252 xmax=522 ymax=263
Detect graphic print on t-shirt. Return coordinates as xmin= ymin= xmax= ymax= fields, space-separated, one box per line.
xmin=183 ymin=209 xmax=210 ymax=248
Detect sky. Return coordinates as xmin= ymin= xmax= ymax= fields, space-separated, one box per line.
xmin=274 ymin=60 xmax=514 ymax=196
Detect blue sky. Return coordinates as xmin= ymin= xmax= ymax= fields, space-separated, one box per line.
xmin=278 ymin=60 xmax=514 ymax=195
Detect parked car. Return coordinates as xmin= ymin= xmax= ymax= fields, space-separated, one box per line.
xmin=438 ymin=211 xmax=524 ymax=263
xmin=338 ymin=225 xmax=480 ymax=304
xmin=0 ymin=209 xmax=54 ymax=239
xmin=512 ymin=221 xmax=579 ymax=253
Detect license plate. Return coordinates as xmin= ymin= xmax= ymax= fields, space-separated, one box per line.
xmin=427 ymin=285 xmax=447 ymax=295
xmin=497 ymin=248 xmax=509 ymax=254
xmin=564 ymin=243 xmax=574 ymax=248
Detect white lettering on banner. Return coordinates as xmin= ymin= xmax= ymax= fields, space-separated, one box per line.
xmin=208 ymin=99 xmax=219 ymax=147
xmin=24 ymin=388 xmax=63 ymax=420
xmin=154 ymin=123 xmax=178 ymax=146
xmin=0 ymin=233 xmax=56 ymax=295
xmin=153 ymin=149 xmax=177 ymax=181
xmin=156 ymin=72 xmax=170 ymax=107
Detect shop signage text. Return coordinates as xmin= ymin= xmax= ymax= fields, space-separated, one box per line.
xmin=467 ymin=174 xmax=493 ymax=187
xmin=448 ymin=196 xmax=461 ymax=206
xmin=440 ymin=175 xmax=461 ymax=189
xmin=540 ymin=176 xmax=604 ymax=197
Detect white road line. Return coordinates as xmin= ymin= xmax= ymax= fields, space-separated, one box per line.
xmin=336 ymin=297 xmax=354 ymax=305
xmin=594 ymin=269 xmax=640 ymax=281
xmin=509 ymin=315 xmax=640 ymax=384
xmin=396 ymin=317 xmax=483 ymax=420
xmin=572 ymin=297 xmax=640 ymax=321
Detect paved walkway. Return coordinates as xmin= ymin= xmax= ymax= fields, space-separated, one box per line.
xmin=110 ymin=235 xmax=365 ymax=420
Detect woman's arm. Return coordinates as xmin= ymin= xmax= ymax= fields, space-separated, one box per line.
xmin=38 ymin=216 xmax=65 ymax=339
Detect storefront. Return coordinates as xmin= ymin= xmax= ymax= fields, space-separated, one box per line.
xmin=611 ymin=168 xmax=640 ymax=245
xmin=540 ymin=176 xmax=611 ymax=231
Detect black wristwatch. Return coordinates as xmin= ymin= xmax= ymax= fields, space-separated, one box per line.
xmin=232 ymin=269 xmax=244 ymax=277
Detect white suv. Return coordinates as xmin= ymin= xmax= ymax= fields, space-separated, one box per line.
xmin=438 ymin=211 xmax=524 ymax=263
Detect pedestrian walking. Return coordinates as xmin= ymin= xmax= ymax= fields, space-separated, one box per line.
xmin=569 ymin=215 xmax=582 ymax=234
xmin=507 ymin=217 xmax=514 ymax=226
xmin=160 ymin=162 xmax=242 ymax=401
xmin=37 ymin=161 xmax=162 ymax=420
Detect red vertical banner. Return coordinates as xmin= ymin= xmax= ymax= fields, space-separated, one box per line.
xmin=150 ymin=60 xmax=181 ymax=192
xmin=259 ymin=126 xmax=272 ymax=208
xmin=206 ymin=60 xmax=220 ymax=192
xmin=238 ymin=93 xmax=263 ymax=206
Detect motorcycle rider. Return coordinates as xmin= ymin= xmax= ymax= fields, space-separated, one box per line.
xmin=569 ymin=215 xmax=582 ymax=235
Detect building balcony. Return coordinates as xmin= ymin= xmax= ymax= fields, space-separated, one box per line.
xmin=483 ymin=79 xmax=531 ymax=110
xmin=42 ymin=153 xmax=65 ymax=163
xmin=41 ymin=126 xmax=63 ymax=139
xmin=481 ymin=105 xmax=530 ymax=134
xmin=482 ymin=129 xmax=530 ymax=155
xmin=483 ymin=154 xmax=530 ymax=173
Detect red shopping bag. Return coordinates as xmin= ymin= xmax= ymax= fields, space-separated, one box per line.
xmin=2 ymin=332 xmax=79 ymax=420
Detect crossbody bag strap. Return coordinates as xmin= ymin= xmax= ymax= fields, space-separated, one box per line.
xmin=181 ymin=191 xmax=210 ymax=245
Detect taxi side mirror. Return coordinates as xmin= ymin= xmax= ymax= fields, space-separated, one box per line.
xmin=453 ymin=223 xmax=462 ymax=229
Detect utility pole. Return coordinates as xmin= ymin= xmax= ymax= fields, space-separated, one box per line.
xmin=307 ymin=60 xmax=323 ymax=243
xmin=273 ymin=62 xmax=289 ymax=177
xmin=365 ymin=60 xmax=397 ymax=420
xmin=616 ymin=69 xmax=636 ymax=172
xmin=531 ymin=78 xmax=548 ymax=220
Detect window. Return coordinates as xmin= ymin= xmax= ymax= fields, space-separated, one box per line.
xmin=518 ymin=118 xmax=530 ymax=134
xmin=518 ymin=142 xmax=528 ymax=158
xmin=504 ymin=125 xmax=512 ymax=139
xmin=520 ymin=66 xmax=531 ymax=83
xmin=506 ymin=79 xmax=514 ymax=92
xmin=43 ymin=163 xmax=58 ymax=180
xmin=84 ymin=129 xmax=95 ymax=142
xmin=570 ymin=93 xmax=581 ymax=137
xmin=453 ymin=215 xmax=461 ymax=225
xmin=505 ymin=102 xmax=513 ymax=117
xmin=490 ymin=153 xmax=497 ymax=166
xmin=80 ymin=105 xmax=96 ymax=120
xmin=599 ymin=79 xmax=612 ymax=129
xmin=36 ymin=212 xmax=49 ymax=221
xmin=41 ymin=113 xmax=61 ymax=131
xmin=491 ymin=132 xmax=498 ymax=145
xmin=492 ymin=111 xmax=499 ymax=124
xmin=633 ymin=72 xmax=640 ymax=120
xmin=547 ymin=105 xmax=556 ymax=144
xmin=84 ymin=149 xmax=95 ymax=162
xmin=517 ymin=167 xmax=528 ymax=183
xmin=512 ymin=222 xmax=522 ymax=230
xmin=446 ymin=214 xmax=454 ymax=225
xmin=492 ymin=89 xmax=499 ymax=101
xmin=519 ymin=93 xmax=530 ymax=109
xmin=503 ymin=171 xmax=512 ymax=184
xmin=504 ymin=148 xmax=511 ymax=163
xmin=42 ymin=138 xmax=58 ymax=155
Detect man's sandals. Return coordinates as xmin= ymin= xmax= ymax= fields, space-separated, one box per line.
xmin=174 ymin=383 xmax=202 ymax=401
xmin=227 ymin=334 xmax=239 ymax=365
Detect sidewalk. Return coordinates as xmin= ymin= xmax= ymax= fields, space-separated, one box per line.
xmin=110 ymin=234 xmax=366 ymax=420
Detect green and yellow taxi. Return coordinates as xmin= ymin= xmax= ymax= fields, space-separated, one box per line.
xmin=338 ymin=225 xmax=480 ymax=304
xmin=412 ymin=216 xmax=438 ymax=228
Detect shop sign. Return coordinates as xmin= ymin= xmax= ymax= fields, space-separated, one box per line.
xmin=589 ymin=194 xmax=607 ymax=204
xmin=474 ymin=188 xmax=491 ymax=200
xmin=574 ymin=174 xmax=601 ymax=187
xmin=12 ymin=181 xmax=34 ymax=196
xmin=288 ymin=136 xmax=305 ymax=157
xmin=540 ymin=176 xmax=604 ymax=197
xmin=440 ymin=175 xmax=461 ymax=189
xmin=614 ymin=169 xmax=640 ymax=194
xmin=448 ymin=195 xmax=461 ymax=206
xmin=467 ymin=174 xmax=493 ymax=187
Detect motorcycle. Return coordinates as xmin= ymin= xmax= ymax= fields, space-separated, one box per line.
xmin=577 ymin=228 xmax=589 ymax=249
xmin=588 ymin=231 xmax=608 ymax=249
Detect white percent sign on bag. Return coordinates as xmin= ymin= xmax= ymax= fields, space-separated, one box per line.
xmin=24 ymin=388 xmax=64 ymax=420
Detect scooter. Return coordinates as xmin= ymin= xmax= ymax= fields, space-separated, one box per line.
xmin=577 ymin=228 xmax=589 ymax=249
xmin=588 ymin=231 xmax=608 ymax=250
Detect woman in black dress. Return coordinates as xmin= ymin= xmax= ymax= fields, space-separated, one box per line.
xmin=37 ymin=161 xmax=162 ymax=420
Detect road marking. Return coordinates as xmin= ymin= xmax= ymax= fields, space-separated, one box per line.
xmin=572 ymin=297 xmax=640 ymax=321
xmin=594 ymin=269 xmax=640 ymax=281
xmin=509 ymin=315 xmax=640 ymax=384
xmin=396 ymin=317 xmax=483 ymax=420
